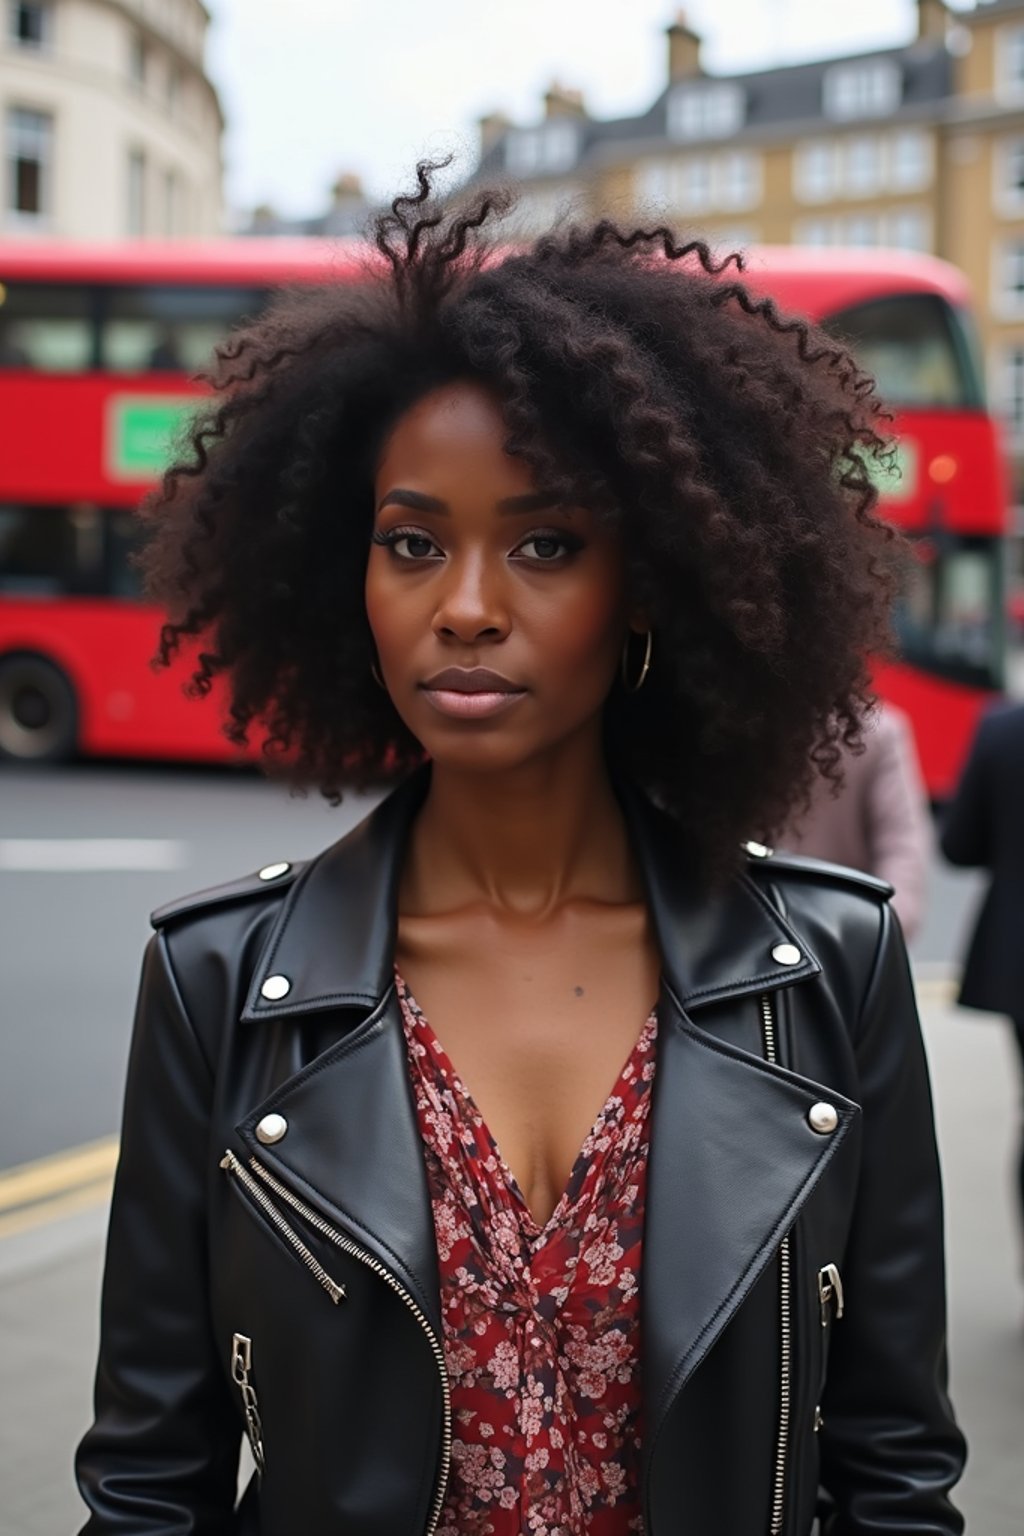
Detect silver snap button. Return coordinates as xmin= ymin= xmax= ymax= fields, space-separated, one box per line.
xmin=258 ymin=861 xmax=291 ymax=882
xmin=808 ymin=1102 xmax=839 ymax=1135
xmin=744 ymin=840 xmax=773 ymax=858
xmin=772 ymin=943 xmax=802 ymax=966
xmin=256 ymin=1113 xmax=288 ymax=1145
xmin=260 ymin=974 xmax=291 ymax=1001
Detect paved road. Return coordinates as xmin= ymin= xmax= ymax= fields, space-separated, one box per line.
xmin=0 ymin=763 xmax=381 ymax=1169
xmin=1 ymin=764 xmax=1020 ymax=1533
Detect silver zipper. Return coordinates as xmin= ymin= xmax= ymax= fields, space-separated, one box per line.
xmin=230 ymin=1332 xmax=266 ymax=1481
xmin=814 ymin=1262 xmax=844 ymax=1439
xmin=221 ymin=1147 xmax=452 ymax=1536
xmin=220 ymin=1151 xmax=346 ymax=1304
xmin=760 ymin=992 xmax=791 ymax=1536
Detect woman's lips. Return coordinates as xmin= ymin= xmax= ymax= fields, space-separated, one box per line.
xmin=421 ymin=687 xmax=527 ymax=720
xmin=419 ymin=666 xmax=527 ymax=720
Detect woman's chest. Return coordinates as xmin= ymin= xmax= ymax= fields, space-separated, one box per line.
xmin=395 ymin=915 xmax=660 ymax=1229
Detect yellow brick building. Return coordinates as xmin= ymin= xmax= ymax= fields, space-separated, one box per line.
xmin=475 ymin=0 xmax=1024 ymax=502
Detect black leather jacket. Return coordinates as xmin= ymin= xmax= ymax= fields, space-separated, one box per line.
xmin=76 ymin=773 xmax=965 ymax=1535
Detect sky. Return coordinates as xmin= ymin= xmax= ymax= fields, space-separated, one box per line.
xmin=204 ymin=0 xmax=965 ymax=219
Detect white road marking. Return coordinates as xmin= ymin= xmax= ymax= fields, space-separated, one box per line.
xmin=0 ymin=838 xmax=187 ymax=872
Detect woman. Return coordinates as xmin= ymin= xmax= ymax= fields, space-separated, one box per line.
xmin=76 ymin=169 xmax=965 ymax=1535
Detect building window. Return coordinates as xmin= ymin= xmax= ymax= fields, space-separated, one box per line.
xmin=823 ymin=60 xmax=901 ymax=120
xmin=8 ymin=1 xmax=51 ymax=47
xmin=994 ymin=135 xmax=1024 ymax=216
xmin=637 ymin=153 xmax=759 ymax=216
xmin=507 ymin=184 xmax=581 ymax=235
xmin=888 ymin=129 xmax=931 ymax=191
xmin=993 ymin=239 xmax=1024 ymax=318
xmin=843 ymin=136 xmax=884 ymax=197
xmin=504 ymin=122 xmax=578 ymax=178
xmin=127 ymin=147 xmax=146 ymax=235
xmin=6 ymin=107 xmax=52 ymax=221
xmin=794 ymin=140 xmax=838 ymax=202
xmin=793 ymin=211 xmax=926 ymax=249
xmin=883 ymin=208 xmax=931 ymax=252
xmin=713 ymin=150 xmax=762 ymax=211
xmin=667 ymin=83 xmax=745 ymax=142
xmin=844 ymin=213 xmax=884 ymax=247
xmin=996 ymin=24 xmax=1024 ymax=101
xmin=162 ymin=167 xmax=179 ymax=235
xmin=129 ymin=32 xmax=147 ymax=87
xmin=993 ymin=345 xmax=1024 ymax=446
xmin=793 ymin=217 xmax=835 ymax=246
xmin=167 ymin=66 xmax=181 ymax=116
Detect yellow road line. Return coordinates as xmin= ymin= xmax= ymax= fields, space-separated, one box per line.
xmin=0 ymin=1177 xmax=113 ymax=1241
xmin=915 ymin=976 xmax=959 ymax=1007
xmin=0 ymin=1136 xmax=118 ymax=1214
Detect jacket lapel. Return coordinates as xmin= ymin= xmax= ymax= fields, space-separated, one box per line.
xmin=235 ymin=985 xmax=442 ymax=1330
xmin=626 ymin=794 xmax=857 ymax=1432
xmin=233 ymin=771 xmax=440 ymax=1327
xmin=642 ymin=985 xmax=856 ymax=1433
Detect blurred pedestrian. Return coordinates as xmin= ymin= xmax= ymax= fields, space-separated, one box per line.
xmin=940 ymin=700 xmax=1024 ymax=1250
xmin=75 ymin=166 xmax=964 ymax=1535
xmin=777 ymin=702 xmax=931 ymax=941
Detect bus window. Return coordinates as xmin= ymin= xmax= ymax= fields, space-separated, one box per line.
xmin=896 ymin=532 xmax=1005 ymax=691
xmin=0 ymin=283 xmax=94 ymax=370
xmin=823 ymin=293 xmax=983 ymax=410
xmin=102 ymin=284 xmax=265 ymax=373
xmin=0 ymin=504 xmax=141 ymax=597
xmin=106 ymin=510 xmax=144 ymax=598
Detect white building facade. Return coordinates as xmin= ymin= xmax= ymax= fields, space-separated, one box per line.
xmin=1 ymin=0 xmax=222 ymax=239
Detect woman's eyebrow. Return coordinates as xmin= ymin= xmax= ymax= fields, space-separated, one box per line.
xmin=376 ymin=488 xmax=447 ymax=513
xmin=496 ymin=492 xmax=560 ymax=514
xmin=376 ymin=489 xmax=561 ymax=515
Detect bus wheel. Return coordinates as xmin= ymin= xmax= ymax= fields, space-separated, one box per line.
xmin=0 ymin=653 xmax=78 ymax=763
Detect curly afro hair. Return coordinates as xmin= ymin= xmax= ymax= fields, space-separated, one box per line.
xmin=142 ymin=161 xmax=897 ymax=880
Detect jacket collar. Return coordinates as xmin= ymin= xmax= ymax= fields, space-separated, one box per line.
xmin=241 ymin=767 xmax=819 ymax=1024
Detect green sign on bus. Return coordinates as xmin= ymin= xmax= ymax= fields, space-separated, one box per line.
xmin=107 ymin=396 xmax=197 ymax=480
xmin=865 ymin=437 xmax=917 ymax=503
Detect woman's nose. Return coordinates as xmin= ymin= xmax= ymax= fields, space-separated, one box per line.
xmin=432 ymin=553 xmax=510 ymax=643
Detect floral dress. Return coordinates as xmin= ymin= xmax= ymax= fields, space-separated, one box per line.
xmin=397 ymin=970 xmax=658 ymax=1536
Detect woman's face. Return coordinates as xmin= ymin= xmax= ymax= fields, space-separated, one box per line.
xmin=365 ymin=379 xmax=632 ymax=776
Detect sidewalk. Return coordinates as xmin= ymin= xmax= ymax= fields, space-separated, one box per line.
xmin=1 ymin=992 xmax=1021 ymax=1535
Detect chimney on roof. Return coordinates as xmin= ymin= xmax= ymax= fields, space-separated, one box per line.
xmin=478 ymin=109 xmax=512 ymax=154
xmin=916 ymin=0 xmax=948 ymax=42
xmin=667 ymin=9 xmax=702 ymax=81
xmin=330 ymin=172 xmax=364 ymax=205
xmin=543 ymin=81 xmax=587 ymax=119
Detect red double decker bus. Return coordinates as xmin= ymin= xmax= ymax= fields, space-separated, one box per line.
xmin=0 ymin=240 xmax=1009 ymax=795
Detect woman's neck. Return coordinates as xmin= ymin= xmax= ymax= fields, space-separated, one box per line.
xmin=401 ymin=741 xmax=642 ymax=922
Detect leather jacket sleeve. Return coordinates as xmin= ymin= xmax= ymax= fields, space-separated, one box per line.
xmin=818 ymin=902 xmax=966 ymax=1533
xmin=75 ymin=932 xmax=240 ymax=1534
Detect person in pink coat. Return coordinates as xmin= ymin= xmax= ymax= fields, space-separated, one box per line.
xmin=776 ymin=702 xmax=932 ymax=942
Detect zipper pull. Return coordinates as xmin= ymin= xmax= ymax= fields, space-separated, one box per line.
xmin=231 ymin=1332 xmax=266 ymax=1481
xmin=817 ymin=1263 xmax=844 ymax=1327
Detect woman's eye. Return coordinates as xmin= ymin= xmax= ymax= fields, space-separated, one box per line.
xmin=394 ymin=534 xmax=437 ymax=560
xmin=516 ymin=533 xmax=579 ymax=562
xmin=373 ymin=528 xmax=441 ymax=561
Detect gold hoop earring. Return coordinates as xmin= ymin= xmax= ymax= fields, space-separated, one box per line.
xmin=371 ymin=662 xmax=385 ymax=689
xmin=621 ymin=630 xmax=653 ymax=693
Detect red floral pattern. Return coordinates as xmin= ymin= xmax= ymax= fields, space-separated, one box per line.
xmin=397 ymin=970 xmax=657 ymax=1536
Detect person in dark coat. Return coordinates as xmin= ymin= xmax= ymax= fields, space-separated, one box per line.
xmin=941 ymin=700 xmax=1024 ymax=1243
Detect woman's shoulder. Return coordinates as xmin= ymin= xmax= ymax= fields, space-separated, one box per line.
xmin=741 ymin=841 xmax=898 ymax=1008
xmin=150 ymin=857 xmax=305 ymax=932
